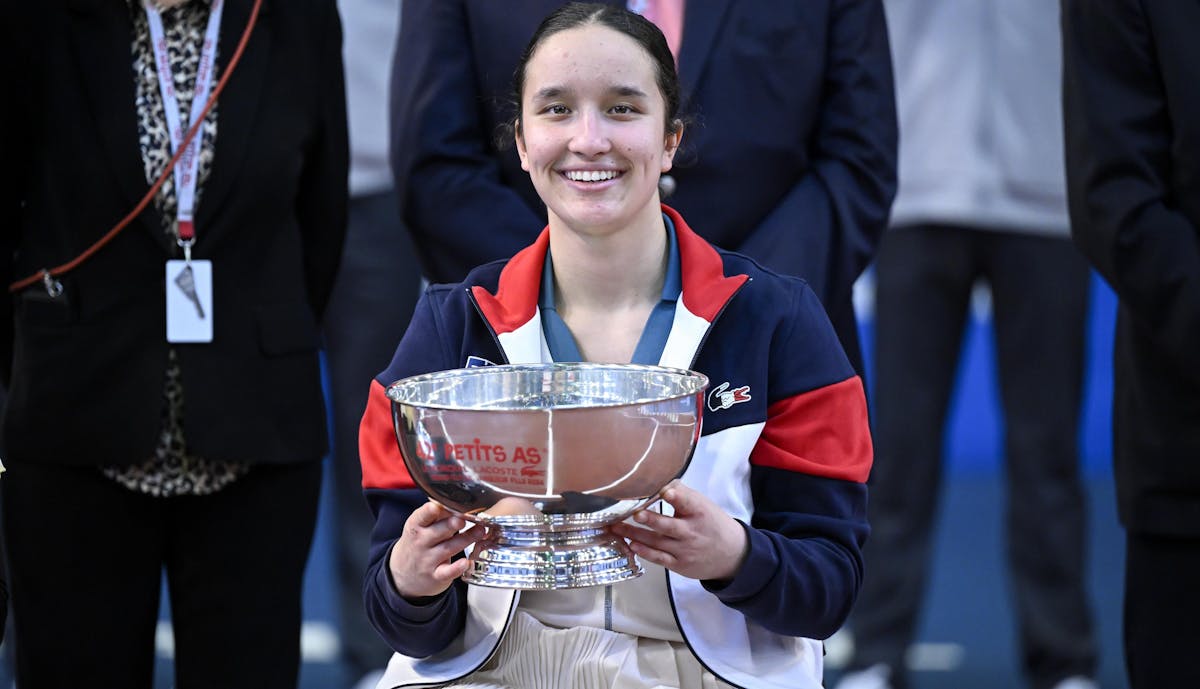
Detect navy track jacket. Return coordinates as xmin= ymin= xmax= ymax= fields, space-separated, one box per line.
xmin=359 ymin=207 xmax=873 ymax=688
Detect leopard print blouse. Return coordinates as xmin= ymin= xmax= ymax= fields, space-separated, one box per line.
xmin=102 ymin=0 xmax=247 ymax=496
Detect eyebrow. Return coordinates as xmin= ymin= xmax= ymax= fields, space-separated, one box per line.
xmin=530 ymin=85 xmax=650 ymax=100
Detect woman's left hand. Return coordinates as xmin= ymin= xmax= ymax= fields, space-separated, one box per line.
xmin=610 ymin=479 xmax=749 ymax=582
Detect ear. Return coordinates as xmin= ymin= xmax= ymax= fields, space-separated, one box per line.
xmin=661 ymin=122 xmax=684 ymax=173
xmin=515 ymin=120 xmax=530 ymax=172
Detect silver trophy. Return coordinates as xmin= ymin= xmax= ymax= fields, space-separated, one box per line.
xmin=386 ymin=363 xmax=708 ymax=590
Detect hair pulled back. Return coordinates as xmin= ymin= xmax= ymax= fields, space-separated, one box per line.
xmin=504 ymin=2 xmax=684 ymax=142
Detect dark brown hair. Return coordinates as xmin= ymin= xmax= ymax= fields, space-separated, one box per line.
xmin=500 ymin=2 xmax=684 ymax=146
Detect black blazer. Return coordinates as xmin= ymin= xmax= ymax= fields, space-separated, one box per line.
xmin=389 ymin=0 xmax=897 ymax=371
xmin=1063 ymin=0 xmax=1200 ymax=536
xmin=0 ymin=0 xmax=348 ymax=468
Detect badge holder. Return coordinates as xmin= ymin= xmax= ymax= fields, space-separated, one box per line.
xmin=166 ymin=238 xmax=213 ymax=343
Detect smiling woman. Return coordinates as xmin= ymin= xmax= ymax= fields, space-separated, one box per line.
xmin=515 ymin=20 xmax=681 ymax=364
xmin=358 ymin=4 xmax=875 ymax=689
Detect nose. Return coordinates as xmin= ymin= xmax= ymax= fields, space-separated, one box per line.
xmin=567 ymin=109 xmax=611 ymax=157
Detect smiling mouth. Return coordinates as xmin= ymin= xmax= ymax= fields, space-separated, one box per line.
xmin=563 ymin=170 xmax=621 ymax=182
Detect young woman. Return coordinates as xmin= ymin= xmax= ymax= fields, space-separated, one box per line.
xmin=359 ymin=4 xmax=872 ymax=688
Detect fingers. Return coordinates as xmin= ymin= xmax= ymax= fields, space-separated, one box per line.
xmin=432 ymin=557 xmax=472 ymax=583
xmin=612 ymin=513 xmax=678 ymax=548
xmin=612 ymin=519 xmax=684 ymax=571
xmin=409 ymin=500 xmax=455 ymax=528
xmin=390 ymin=512 xmax=484 ymax=599
xmin=659 ymin=480 xmax=697 ymax=516
xmin=628 ymin=481 xmax=704 ymax=539
xmin=395 ymin=551 xmax=469 ymax=599
xmin=625 ymin=537 xmax=677 ymax=570
xmin=632 ymin=509 xmax=684 ymax=539
xmin=422 ymin=524 xmax=486 ymax=568
xmin=405 ymin=501 xmax=465 ymax=545
xmin=439 ymin=523 xmax=487 ymax=556
xmin=610 ymin=483 xmax=745 ymax=581
xmin=418 ymin=522 xmax=486 ymax=566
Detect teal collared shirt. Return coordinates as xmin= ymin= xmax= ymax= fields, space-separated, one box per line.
xmin=539 ymin=214 xmax=682 ymax=365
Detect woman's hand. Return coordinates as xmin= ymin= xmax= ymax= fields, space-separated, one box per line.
xmin=610 ymin=480 xmax=749 ymax=582
xmin=388 ymin=500 xmax=485 ymax=600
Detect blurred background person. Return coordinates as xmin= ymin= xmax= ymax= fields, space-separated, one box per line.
xmin=0 ymin=458 xmax=5 ymax=647
xmin=325 ymin=1 xmax=421 ymax=687
xmin=1063 ymin=1 xmax=1200 ymax=687
xmin=389 ymin=0 xmax=896 ymax=376
xmin=835 ymin=2 xmax=1097 ymax=689
xmin=0 ymin=1 xmax=347 ymax=687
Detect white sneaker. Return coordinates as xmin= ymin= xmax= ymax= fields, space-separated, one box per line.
xmin=833 ymin=664 xmax=894 ymax=689
xmin=1051 ymin=677 xmax=1098 ymax=689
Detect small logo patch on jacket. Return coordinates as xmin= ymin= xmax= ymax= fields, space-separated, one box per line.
xmin=465 ymin=356 xmax=496 ymax=368
xmin=707 ymin=382 xmax=752 ymax=411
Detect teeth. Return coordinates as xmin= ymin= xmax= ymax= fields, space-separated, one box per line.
xmin=565 ymin=170 xmax=618 ymax=182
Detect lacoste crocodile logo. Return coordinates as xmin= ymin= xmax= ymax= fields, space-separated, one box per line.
xmin=707 ymin=382 xmax=752 ymax=411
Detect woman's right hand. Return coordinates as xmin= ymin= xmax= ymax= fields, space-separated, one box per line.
xmin=389 ymin=500 xmax=485 ymax=600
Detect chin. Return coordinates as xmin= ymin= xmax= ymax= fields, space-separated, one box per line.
xmin=550 ymin=203 xmax=624 ymax=232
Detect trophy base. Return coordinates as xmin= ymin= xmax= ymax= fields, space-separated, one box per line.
xmin=464 ymin=526 xmax=642 ymax=589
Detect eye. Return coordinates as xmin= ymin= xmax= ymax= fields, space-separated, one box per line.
xmin=542 ymin=104 xmax=570 ymax=116
xmin=610 ymin=104 xmax=636 ymax=115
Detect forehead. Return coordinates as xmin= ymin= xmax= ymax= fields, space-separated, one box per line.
xmin=523 ymin=24 xmax=658 ymax=95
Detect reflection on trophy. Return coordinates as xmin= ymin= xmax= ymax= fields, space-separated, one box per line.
xmin=386 ymin=363 xmax=708 ymax=590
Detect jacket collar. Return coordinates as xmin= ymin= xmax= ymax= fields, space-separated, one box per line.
xmin=470 ymin=205 xmax=748 ymax=367
xmin=474 ymin=205 xmax=744 ymax=332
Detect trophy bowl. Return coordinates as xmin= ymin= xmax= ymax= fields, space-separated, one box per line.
xmin=386 ymin=363 xmax=708 ymax=590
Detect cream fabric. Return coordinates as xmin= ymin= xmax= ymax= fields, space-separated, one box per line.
xmin=444 ymin=610 xmax=734 ymax=689
xmin=520 ymin=548 xmax=683 ymax=643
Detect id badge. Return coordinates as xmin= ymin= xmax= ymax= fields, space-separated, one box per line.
xmin=166 ymin=259 xmax=213 ymax=343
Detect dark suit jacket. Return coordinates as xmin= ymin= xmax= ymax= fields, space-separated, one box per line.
xmin=0 ymin=0 xmax=348 ymax=468
xmin=390 ymin=0 xmax=897 ymax=372
xmin=1063 ymin=0 xmax=1200 ymax=536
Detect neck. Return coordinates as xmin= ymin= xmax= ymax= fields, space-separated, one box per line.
xmin=548 ymin=204 xmax=668 ymax=314
xmin=155 ymin=0 xmax=190 ymax=9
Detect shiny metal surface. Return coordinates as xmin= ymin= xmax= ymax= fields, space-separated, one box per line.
xmin=386 ymin=363 xmax=708 ymax=588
